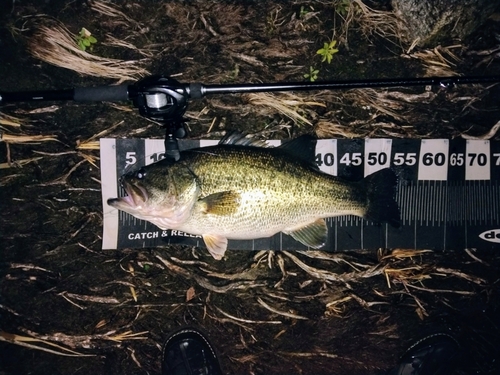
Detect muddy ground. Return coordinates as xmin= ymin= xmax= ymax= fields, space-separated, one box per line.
xmin=1 ymin=1 xmax=500 ymax=374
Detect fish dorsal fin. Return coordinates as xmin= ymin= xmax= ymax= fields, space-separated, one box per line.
xmin=278 ymin=135 xmax=317 ymax=164
xmin=199 ymin=191 xmax=241 ymax=216
xmin=203 ymin=234 xmax=228 ymax=260
xmin=219 ymin=131 xmax=317 ymax=165
xmin=219 ymin=131 xmax=269 ymax=147
xmin=284 ymin=218 xmax=327 ymax=249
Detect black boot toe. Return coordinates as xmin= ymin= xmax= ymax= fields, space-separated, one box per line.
xmin=162 ymin=328 xmax=223 ymax=375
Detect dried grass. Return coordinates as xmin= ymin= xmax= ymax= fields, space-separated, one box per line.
xmin=245 ymin=92 xmax=325 ymax=126
xmin=103 ymin=34 xmax=154 ymax=57
xmin=316 ymin=116 xmax=419 ymax=140
xmin=2 ymin=244 xmax=491 ymax=364
xmin=315 ymin=119 xmax=365 ymax=138
xmin=407 ymin=45 xmax=463 ymax=76
xmin=345 ymin=89 xmax=411 ymax=122
xmin=338 ymin=0 xmax=402 ymax=49
xmin=76 ymin=120 xmax=124 ymax=151
xmin=312 ymin=86 xmax=440 ymax=139
xmin=208 ymin=4 xmax=246 ymax=35
xmin=27 ymin=23 xmax=149 ymax=82
xmin=89 ymin=1 xmax=137 ymax=25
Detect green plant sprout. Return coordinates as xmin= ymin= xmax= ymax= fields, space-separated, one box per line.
xmin=76 ymin=27 xmax=97 ymax=51
xmin=317 ymin=40 xmax=339 ymax=64
xmin=304 ymin=66 xmax=319 ymax=82
xmin=335 ymin=0 xmax=361 ymax=17
xmin=299 ymin=5 xmax=311 ymax=18
xmin=231 ymin=64 xmax=240 ymax=79
xmin=335 ymin=0 xmax=351 ymax=17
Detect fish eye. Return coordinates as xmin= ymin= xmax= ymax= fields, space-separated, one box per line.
xmin=135 ymin=168 xmax=147 ymax=180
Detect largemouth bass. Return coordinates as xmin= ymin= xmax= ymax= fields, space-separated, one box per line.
xmin=108 ymin=133 xmax=400 ymax=260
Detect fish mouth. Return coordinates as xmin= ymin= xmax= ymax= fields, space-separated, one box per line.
xmin=107 ymin=179 xmax=148 ymax=210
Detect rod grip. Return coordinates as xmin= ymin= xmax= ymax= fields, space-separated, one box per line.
xmin=74 ymin=84 xmax=130 ymax=102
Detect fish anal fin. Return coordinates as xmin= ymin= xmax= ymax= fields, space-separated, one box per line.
xmin=284 ymin=218 xmax=327 ymax=249
xmin=202 ymin=234 xmax=228 ymax=260
xmin=199 ymin=191 xmax=240 ymax=216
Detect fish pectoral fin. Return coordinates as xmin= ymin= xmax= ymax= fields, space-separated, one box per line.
xmin=202 ymin=234 xmax=228 ymax=260
xmin=284 ymin=218 xmax=327 ymax=249
xmin=199 ymin=191 xmax=240 ymax=216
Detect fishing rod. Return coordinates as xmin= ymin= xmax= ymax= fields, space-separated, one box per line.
xmin=2 ymin=74 xmax=500 ymax=159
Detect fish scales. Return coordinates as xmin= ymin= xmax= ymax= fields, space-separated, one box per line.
xmin=177 ymin=145 xmax=366 ymax=237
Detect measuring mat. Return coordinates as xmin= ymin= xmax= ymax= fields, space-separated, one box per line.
xmin=100 ymin=138 xmax=500 ymax=252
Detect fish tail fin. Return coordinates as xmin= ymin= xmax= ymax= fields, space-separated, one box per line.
xmin=363 ymin=168 xmax=400 ymax=228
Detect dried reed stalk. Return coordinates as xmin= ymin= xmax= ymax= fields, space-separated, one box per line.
xmin=0 ymin=156 xmax=43 ymax=169
xmin=1 ymin=133 xmax=58 ymax=143
xmin=0 ymin=112 xmax=23 ymax=127
xmin=0 ymin=331 xmax=92 ymax=357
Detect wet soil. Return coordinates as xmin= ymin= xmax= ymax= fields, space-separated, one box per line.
xmin=1 ymin=1 xmax=500 ymax=374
